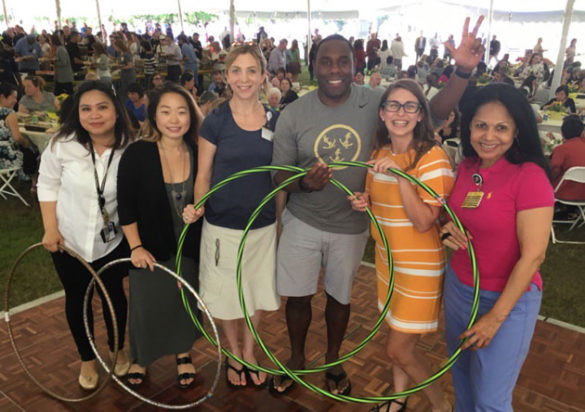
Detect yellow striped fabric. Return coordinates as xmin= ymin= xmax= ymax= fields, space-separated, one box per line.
xmin=366 ymin=145 xmax=454 ymax=333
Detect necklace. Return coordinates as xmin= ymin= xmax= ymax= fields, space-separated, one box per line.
xmin=159 ymin=141 xmax=188 ymax=217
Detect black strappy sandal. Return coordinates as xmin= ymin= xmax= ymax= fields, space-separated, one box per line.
xmin=176 ymin=355 xmax=196 ymax=389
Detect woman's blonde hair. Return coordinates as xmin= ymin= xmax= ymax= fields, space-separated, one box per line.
xmin=224 ymin=44 xmax=270 ymax=95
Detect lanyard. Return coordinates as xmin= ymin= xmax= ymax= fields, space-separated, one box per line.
xmin=88 ymin=141 xmax=116 ymax=212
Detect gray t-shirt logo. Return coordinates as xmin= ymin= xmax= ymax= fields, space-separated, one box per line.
xmin=314 ymin=124 xmax=362 ymax=167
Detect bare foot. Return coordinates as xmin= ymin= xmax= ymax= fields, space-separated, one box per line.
xmin=242 ymin=352 xmax=266 ymax=385
xmin=226 ymin=358 xmax=246 ymax=386
xmin=127 ymin=363 xmax=146 ymax=386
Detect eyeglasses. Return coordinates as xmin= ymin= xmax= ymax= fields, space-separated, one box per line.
xmin=382 ymin=100 xmax=421 ymax=113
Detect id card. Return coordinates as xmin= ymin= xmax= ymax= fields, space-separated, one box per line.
xmin=461 ymin=191 xmax=484 ymax=208
xmin=261 ymin=127 xmax=274 ymax=142
xmin=100 ymin=221 xmax=118 ymax=243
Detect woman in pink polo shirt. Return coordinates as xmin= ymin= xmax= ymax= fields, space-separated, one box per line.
xmin=439 ymin=83 xmax=554 ymax=412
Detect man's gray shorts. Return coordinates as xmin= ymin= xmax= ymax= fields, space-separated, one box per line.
xmin=276 ymin=209 xmax=369 ymax=304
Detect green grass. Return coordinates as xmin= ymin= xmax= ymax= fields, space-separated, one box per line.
xmin=2 ymin=180 xmax=585 ymax=328
xmin=362 ymin=226 xmax=585 ymax=327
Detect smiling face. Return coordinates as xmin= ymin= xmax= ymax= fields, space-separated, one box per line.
xmin=556 ymin=90 xmax=567 ymax=102
xmin=470 ymin=101 xmax=517 ymax=168
xmin=280 ymin=79 xmax=291 ymax=94
xmin=225 ymin=53 xmax=266 ymax=100
xmin=78 ymin=90 xmax=117 ymax=141
xmin=380 ymin=88 xmax=423 ymax=143
xmin=155 ymin=92 xmax=190 ymax=142
xmin=268 ymin=92 xmax=280 ymax=108
xmin=315 ymin=39 xmax=354 ymax=106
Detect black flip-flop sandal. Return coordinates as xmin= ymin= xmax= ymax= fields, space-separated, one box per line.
xmin=225 ymin=360 xmax=246 ymax=389
xmin=244 ymin=365 xmax=267 ymax=388
xmin=176 ymin=355 xmax=196 ymax=389
xmin=371 ymin=398 xmax=408 ymax=412
xmin=325 ymin=370 xmax=352 ymax=396
xmin=268 ymin=374 xmax=295 ymax=396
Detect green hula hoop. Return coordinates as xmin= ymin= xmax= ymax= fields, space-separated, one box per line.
xmin=175 ymin=161 xmax=480 ymax=403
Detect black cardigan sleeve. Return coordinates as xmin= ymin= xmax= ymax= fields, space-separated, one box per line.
xmin=117 ymin=141 xmax=141 ymax=226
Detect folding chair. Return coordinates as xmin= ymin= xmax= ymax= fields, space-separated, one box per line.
xmin=0 ymin=167 xmax=30 ymax=206
xmin=442 ymin=138 xmax=461 ymax=166
xmin=551 ymin=166 xmax=585 ymax=244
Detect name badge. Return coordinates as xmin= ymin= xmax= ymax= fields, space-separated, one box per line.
xmin=100 ymin=221 xmax=118 ymax=243
xmin=461 ymin=191 xmax=484 ymax=209
xmin=261 ymin=127 xmax=274 ymax=142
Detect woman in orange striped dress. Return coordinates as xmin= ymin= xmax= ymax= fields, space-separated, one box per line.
xmin=350 ymin=79 xmax=454 ymax=412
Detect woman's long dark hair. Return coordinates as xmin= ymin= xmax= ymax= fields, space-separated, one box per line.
xmin=56 ymin=80 xmax=135 ymax=150
xmin=374 ymin=79 xmax=438 ymax=171
xmin=144 ymin=83 xmax=200 ymax=149
xmin=459 ymin=83 xmax=551 ymax=180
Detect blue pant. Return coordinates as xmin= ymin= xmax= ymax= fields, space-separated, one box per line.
xmin=444 ymin=264 xmax=541 ymax=412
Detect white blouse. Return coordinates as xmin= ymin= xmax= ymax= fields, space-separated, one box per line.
xmin=37 ymin=135 xmax=124 ymax=262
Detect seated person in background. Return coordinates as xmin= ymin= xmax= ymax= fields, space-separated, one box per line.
xmin=271 ymin=76 xmax=281 ymax=89
xmin=0 ymin=82 xmax=34 ymax=178
xmin=436 ymin=109 xmax=460 ymax=142
xmin=147 ymin=72 xmax=164 ymax=91
xmin=124 ymin=83 xmax=146 ymax=123
xmin=542 ymin=85 xmax=576 ymax=113
xmin=353 ymin=72 xmax=365 ymax=85
xmin=180 ymin=72 xmax=198 ymax=99
xmin=380 ymin=56 xmax=397 ymax=80
xmin=207 ymin=70 xmax=226 ymax=96
xmin=198 ymin=91 xmax=218 ymax=117
xmin=550 ymin=115 xmax=585 ymax=205
xmin=275 ymin=68 xmax=286 ymax=82
xmin=364 ymin=72 xmax=384 ymax=90
xmin=267 ymin=87 xmax=281 ymax=111
xmin=18 ymin=76 xmax=58 ymax=113
xmin=279 ymin=78 xmax=298 ymax=107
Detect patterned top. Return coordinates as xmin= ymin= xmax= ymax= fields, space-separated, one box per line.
xmin=0 ymin=107 xmax=23 ymax=170
xmin=366 ymin=144 xmax=454 ymax=333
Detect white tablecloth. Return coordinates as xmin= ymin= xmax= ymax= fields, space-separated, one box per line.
xmin=19 ymin=128 xmax=53 ymax=152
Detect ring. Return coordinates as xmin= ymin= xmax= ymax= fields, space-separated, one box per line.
xmin=173 ymin=162 xmax=480 ymax=403
xmin=84 ymin=259 xmax=222 ymax=409
xmin=441 ymin=232 xmax=452 ymax=241
xmin=4 ymin=243 xmax=117 ymax=402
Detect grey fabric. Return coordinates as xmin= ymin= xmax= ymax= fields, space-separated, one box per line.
xmin=272 ymin=84 xmax=383 ymax=234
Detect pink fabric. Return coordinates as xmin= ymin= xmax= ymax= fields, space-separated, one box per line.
xmin=448 ymin=157 xmax=554 ymax=292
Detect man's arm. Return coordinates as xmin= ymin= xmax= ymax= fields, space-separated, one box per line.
xmin=429 ymin=16 xmax=485 ymax=120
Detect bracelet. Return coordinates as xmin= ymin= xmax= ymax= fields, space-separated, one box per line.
xmin=454 ymin=68 xmax=472 ymax=79
xmin=299 ymin=177 xmax=313 ymax=193
xmin=130 ymin=244 xmax=143 ymax=252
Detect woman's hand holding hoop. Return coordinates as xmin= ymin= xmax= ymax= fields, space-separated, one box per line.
xmin=347 ymin=192 xmax=370 ymax=212
xmin=440 ymin=221 xmax=472 ymax=251
xmin=182 ymin=204 xmax=204 ymax=224
xmin=42 ymin=229 xmax=64 ymax=253
xmin=131 ymin=247 xmax=156 ymax=271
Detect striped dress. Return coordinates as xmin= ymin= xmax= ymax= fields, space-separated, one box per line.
xmin=366 ymin=145 xmax=454 ymax=333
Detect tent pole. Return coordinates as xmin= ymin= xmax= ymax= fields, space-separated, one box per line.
xmin=307 ymin=0 xmax=311 ymax=66
xmin=485 ymin=0 xmax=494 ymax=65
xmin=2 ymin=0 xmax=9 ymax=29
xmin=95 ymin=0 xmax=103 ymax=40
xmin=550 ymin=0 xmax=575 ymax=99
xmin=230 ymin=0 xmax=235 ymax=43
xmin=177 ymin=0 xmax=184 ymax=33
xmin=55 ymin=0 xmax=62 ymax=30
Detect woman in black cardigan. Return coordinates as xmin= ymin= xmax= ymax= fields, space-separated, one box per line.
xmin=117 ymin=84 xmax=203 ymax=388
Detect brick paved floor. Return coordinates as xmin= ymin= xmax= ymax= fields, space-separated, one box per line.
xmin=1 ymin=265 xmax=584 ymax=411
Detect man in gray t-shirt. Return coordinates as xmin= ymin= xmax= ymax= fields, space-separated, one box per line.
xmin=270 ymin=20 xmax=485 ymax=397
